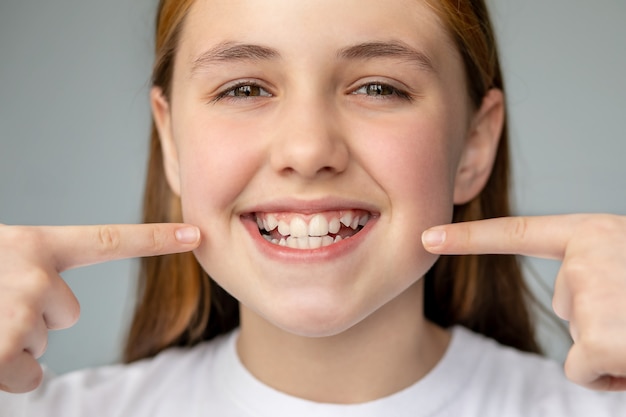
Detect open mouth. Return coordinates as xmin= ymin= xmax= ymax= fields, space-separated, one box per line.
xmin=254 ymin=209 xmax=373 ymax=250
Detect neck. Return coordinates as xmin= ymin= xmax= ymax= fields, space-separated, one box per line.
xmin=236 ymin=281 xmax=450 ymax=404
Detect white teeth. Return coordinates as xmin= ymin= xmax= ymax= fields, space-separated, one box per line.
xmin=266 ymin=214 xmax=278 ymax=231
xmin=309 ymin=236 xmax=323 ymax=249
xmin=328 ymin=217 xmax=341 ymax=234
xmin=340 ymin=212 xmax=353 ymax=227
xmin=308 ymin=214 xmax=329 ymax=237
xmin=290 ymin=217 xmax=308 ymax=238
xmin=258 ymin=211 xmax=372 ymax=248
xmin=280 ymin=236 xmax=339 ymax=250
xmin=278 ymin=220 xmax=290 ymax=236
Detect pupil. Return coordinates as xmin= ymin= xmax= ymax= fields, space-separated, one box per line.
xmin=235 ymin=85 xmax=258 ymax=97
xmin=368 ymin=84 xmax=390 ymax=96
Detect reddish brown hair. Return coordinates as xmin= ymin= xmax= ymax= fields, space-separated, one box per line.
xmin=124 ymin=0 xmax=539 ymax=363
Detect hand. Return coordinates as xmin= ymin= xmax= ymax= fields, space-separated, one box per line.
xmin=0 ymin=223 xmax=201 ymax=393
xmin=422 ymin=214 xmax=626 ymax=391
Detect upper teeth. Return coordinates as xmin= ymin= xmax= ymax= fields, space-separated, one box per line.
xmin=257 ymin=211 xmax=370 ymax=238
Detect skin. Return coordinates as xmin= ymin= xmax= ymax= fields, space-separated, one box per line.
xmin=152 ymin=0 xmax=502 ymax=402
xmin=0 ymin=0 xmax=625 ymax=402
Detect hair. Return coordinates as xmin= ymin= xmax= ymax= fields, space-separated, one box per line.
xmin=124 ymin=0 xmax=540 ymax=363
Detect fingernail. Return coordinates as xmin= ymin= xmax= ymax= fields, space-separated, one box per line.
xmin=175 ymin=226 xmax=200 ymax=244
xmin=422 ymin=230 xmax=446 ymax=247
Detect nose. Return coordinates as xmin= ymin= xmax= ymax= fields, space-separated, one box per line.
xmin=269 ymin=96 xmax=349 ymax=180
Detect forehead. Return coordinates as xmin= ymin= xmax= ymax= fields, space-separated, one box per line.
xmin=177 ymin=0 xmax=458 ymax=70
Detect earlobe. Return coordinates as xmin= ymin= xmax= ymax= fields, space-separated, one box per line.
xmin=150 ymin=86 xmax=182 ymax=196
xmin=453 ymin=88 xmax=505 ymax=205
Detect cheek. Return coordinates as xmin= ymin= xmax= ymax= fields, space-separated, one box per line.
xmin=174 ymin=113 xmax=263 ymax=215
xmin=354 ymin=114 xmax=460 ymax=210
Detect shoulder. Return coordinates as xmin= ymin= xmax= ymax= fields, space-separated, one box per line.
xmin=0 ymin=331 xmax=234 ymax=417
xmin=447 ymin=326 xmax=626 ymax=416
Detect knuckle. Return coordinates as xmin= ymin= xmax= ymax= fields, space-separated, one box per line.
xmin=97 ymin=226 xmax=121 ymax=253
xmin=22 ymin=369 xmax=44 ymax=393
xmin=578 ymin=214 xmax=623 ymax=237
xmin=151 ymin=226 xmax=166 ymax=252
xmin=508 ymin=216 xmax=528 ymax=243
xmin=576 ymin=328 xmax=609 ymax=362
xmin=0 ymin=226 xmax=43 ymax=254
xmin=8 ymin=303 xmax=40 ymax=330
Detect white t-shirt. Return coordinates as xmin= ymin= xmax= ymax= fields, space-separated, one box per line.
xmin=1 ymin=326 xmax=625 ymax=416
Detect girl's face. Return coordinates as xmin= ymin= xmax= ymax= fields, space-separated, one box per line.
xmin=153 ymin=0 xmax=502 ymax=337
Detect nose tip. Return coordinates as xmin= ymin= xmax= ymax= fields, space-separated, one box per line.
xmin=270 ymin=108 xmax=349 ymax=179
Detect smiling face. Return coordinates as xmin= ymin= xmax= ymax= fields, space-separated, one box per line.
xmin=152 ymin=0 xmax=503 ymax=337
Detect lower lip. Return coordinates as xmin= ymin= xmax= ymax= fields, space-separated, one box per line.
xmin=241 ymin=217 xmax=376 ymax=263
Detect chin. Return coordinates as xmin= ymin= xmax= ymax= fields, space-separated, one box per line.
xmin=255 ymin=290 xmax=386 ymax=338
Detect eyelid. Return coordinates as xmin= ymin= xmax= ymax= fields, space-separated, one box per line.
xmin=349 ymin=79 xmax=414 ymax=101
xmin=210 ymin=79 xmax=274 ymax=103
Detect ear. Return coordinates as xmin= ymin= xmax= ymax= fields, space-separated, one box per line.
xmin=453 ymin=88 xmax=505 ymax=205
xmin=151 ymin=86 xmax=181 ymax=196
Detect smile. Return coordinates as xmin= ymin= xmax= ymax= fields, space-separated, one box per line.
xmin=255 ymin=210 xmax=372 ymax=250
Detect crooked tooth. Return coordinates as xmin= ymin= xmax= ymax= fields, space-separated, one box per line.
xmin=334 ymin=235 xmax=343 ymax=243
xmin=322 ymin=236 xmax=334 ymax=247
xmin=266 ymin=214 xmax=278 ymax=231
xmin=290 ymin=217 xmax=308 ymax=238
xmin=308 ymin=214 xmax=329 ymax=237
xmin=350 ymin=216 xmax=359 ymax=230
xmin=278 ymin=220 xmax=290 ymax=236
xmin=256 ymin=217 xmax=264 ymax=229
xmin=279 ymin=238 xmax=287 ymax=246
xmin=328 ymin=217 xmax=341 ymax=234
xmin=358 ymin=214 xmax=370 ymax=226
xmin=340 ymin=212 xmax=353 ymax=227
xmin=262 ymin=218 xmax=270 ymax=231
xmin=263 ymin=235 xmax=272 ymax=242
xmin=271 ymin=238 xmax=279 ymax=245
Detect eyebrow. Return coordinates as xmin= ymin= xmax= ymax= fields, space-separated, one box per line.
xmin=190 ymin=40 xmax=436 ymax=75
xmin=190 ymin=41 xmax=280 ymax=75
xmin=338 ymin=41 xmax=436 ymax=73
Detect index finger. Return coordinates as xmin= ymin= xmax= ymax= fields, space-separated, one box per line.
xmin=36 ymin=223 xmax=201 ymax=271
xmin=421 ymin=215 xmax=581 ymax=260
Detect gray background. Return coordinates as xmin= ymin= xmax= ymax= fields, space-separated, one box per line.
xmin=0 ymin=0 xmax=625 ymax=374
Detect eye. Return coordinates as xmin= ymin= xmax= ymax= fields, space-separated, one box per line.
xmin=213 ymin=82 xmax=272 ymax=102
xmin=351 ymin=82 xmax=411 ymax=100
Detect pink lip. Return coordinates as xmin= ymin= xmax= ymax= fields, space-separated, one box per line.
xmin=239 ymin=198 xmax=379 ymax=263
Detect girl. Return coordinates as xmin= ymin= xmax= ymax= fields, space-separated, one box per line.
xmin=1 ymin=0 xmax=626 ymax=415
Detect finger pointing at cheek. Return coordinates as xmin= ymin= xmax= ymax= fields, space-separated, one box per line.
xmin=0 ymin=223 xmax=201 ymax=394
xmin=422 ymin=214 xmax=626 ymax=391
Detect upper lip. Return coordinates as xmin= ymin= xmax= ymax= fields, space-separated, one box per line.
xmin=240 ymin=197 xmax=380 ymax=216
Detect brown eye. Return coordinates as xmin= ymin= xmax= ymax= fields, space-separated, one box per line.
xmin=352 ymin=82 xmax=409 ymax=100
xmin=365 ymin=83 xmax=394 ymax=96
xmin=232 ymin=85 xmax=266 ymax=97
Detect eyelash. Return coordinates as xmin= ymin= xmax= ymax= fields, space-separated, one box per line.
xmin=350 ymin=82 xmax=413 ymax=101
xmin=210 ymin=80 xmax=413 ymax=103
xmin=211 ymin=81 xmax=272 ymax=103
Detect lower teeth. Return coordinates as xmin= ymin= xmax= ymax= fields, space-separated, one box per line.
xmin=263 ymin=235 xmax=343 ymax=249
